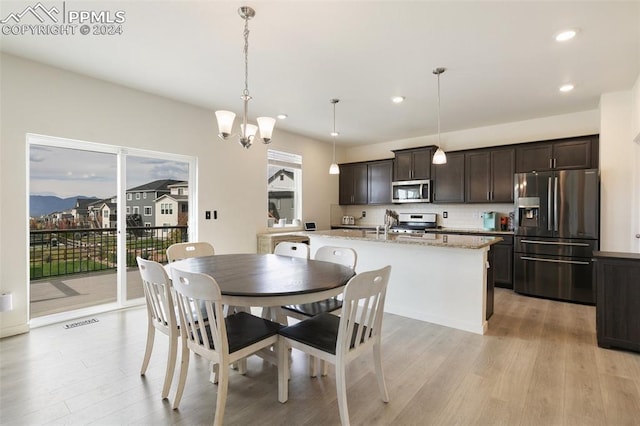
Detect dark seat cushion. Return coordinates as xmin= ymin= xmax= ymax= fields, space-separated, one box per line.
xmin=199 ymin=311 xmax=283 ymax=354
xmin=282 ymin=297 xmax=342 ymax=317
xmin=278 ymin=313 xmax=367 ymax=355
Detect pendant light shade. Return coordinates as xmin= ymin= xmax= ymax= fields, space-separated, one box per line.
xmin=329 ymin=99 xmax=340 ymax=175
xmin=215 ymin=6 xmax=275 ymax=147
xmin=432 ymin=67 xmax=447 ymax=165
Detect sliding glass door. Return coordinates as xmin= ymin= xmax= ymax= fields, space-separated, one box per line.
xmin=28 ymin=134 xmax=195 ymax=320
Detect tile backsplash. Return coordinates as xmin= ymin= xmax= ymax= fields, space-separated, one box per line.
xmin=331 ymin=203 xmax=515 ymax=230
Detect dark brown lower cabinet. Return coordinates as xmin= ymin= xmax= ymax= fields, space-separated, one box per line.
xmin=594 ymin=251 xmax=640 ymax=353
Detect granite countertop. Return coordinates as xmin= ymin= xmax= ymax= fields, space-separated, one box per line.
xmin=425 ymin=227 xmax=515 ymax=236
xmin=306 ymin=229 xmax=502 ymax=249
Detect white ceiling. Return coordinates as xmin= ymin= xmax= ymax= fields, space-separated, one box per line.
xmin=1 ymin=1 xmax=639 ymax=146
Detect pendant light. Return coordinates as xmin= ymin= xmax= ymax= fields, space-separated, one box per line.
xmin=432 ymin=67 xmax=447 ymax=165
xmin=215 ymin=6 xmax=275 ymax=149
xmin=329 ymin=99 xmax=340 ymax=175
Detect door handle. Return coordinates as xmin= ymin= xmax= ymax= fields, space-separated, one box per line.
xmin=520 ymin=240 xmax=590 ymax=247
xmin=520 ymin=256 xmax=590 ymax=266
xmin=636 ymin=234 xmax=640 ymax=239
xmin=547 ymin=177 xmax=553 ymax=231
xmin=554 ymin=176 xmax=558 ymax=232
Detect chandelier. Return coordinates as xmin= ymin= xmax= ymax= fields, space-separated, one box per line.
xmin=329 ymin=99 xmax=340 ymax=175
xmin=215 ymin=6 xmax=275 ymax=149
xmin=432 ymin=67 xmax=447 ymax=164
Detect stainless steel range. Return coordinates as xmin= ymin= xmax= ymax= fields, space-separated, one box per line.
xmin=390 ymin=213 xmax=437 ymax=234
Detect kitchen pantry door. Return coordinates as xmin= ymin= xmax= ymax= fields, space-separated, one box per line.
xmin=28 ymin=134 xmax=196 ymax=324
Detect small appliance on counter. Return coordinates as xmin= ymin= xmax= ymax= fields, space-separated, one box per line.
xmin=482 ymin=212 xmax=499 ymax=231
xmin=342 ymin=216 xmax=355 ymax=225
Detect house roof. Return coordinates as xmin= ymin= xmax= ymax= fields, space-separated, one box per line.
xmin=127 ymin=179 xmax=182 ymax=192
xmin=268 ymin=169 xmax=294 ymax=184
xmin=156 ymin=194 xmax=188 ymax=202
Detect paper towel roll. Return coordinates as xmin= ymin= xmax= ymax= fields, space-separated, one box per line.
xmin=0 ymin=293 xmax=13 ymax=312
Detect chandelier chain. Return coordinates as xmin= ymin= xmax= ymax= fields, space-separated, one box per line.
xmin=243 ymin=16 xmax=250 ymax=97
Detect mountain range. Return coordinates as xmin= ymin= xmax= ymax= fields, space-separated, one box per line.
xmin=29 ymin=195 xmax=94 ymax=217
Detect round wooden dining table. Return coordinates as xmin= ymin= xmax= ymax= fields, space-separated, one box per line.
xmin=167 ymin=253 xmax=355 ymax=309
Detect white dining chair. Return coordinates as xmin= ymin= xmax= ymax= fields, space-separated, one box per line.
xmin=166 ymin=241 xmax=215 ymax=263
xmin=273 ymin=241 xmax=310 ymax=259
xmin=137 ymin=257 xmax=179 ymax=400
xmin=278 ymin=265 xmax=392 ymax=426
xmin=281 ymin=246 xmax=357 ymax=376
xmin=170 ymin=267 xmax=283 ymax=425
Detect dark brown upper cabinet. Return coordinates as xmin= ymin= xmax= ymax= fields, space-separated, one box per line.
xmin=338 ymin=162 xmax=368 ymax=205
xmin=392 ymin=147 xmax=433 ymax=181
xmin=432 ymin=152 xmax=465 ymax=203
xmin=465 ymin=148 xmax=515 ymax=203
xmin=367 ymin=160 xmax=393 ymax=204
xmin=515 ymin=135 xmax=598 ymax=173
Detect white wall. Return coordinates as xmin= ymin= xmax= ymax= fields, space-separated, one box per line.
xmin=599 ymin=90 xmax=635 ymax=252
xmin=0 ymin=54 xmax=337 ymax=337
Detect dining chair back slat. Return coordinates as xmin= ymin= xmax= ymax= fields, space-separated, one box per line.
xmin=166 ymin=241 xmax=215 ymax=263
xmin=273 ymin=242 xmax=310 ymax=259
xmin=314 ymin=246 xmax=357 ymax=270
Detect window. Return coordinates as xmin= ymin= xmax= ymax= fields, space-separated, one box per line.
xmin=103 ymin=210 xmax=108 ymax=218
xmin=144 ymin=222 xmax=151 ymax=227
xmin=143 ymin=193 xmax=147 ymax=199
xmin=127 ymin=193 xmax=132 ymax=201
xmin=126 ymin=206 xmax=131 ymax=214
xmin=136 ymin=193 xmax=140 ymax=200
xmin=161 ymin=203 xmax=173 ymax=215
xmin=144 ymin=206 xmax=152 ymax=216
xmin=133 ymin=206 xmax=139 ymax=214
xmin=267 ymin=149 xmax=302 ymax=227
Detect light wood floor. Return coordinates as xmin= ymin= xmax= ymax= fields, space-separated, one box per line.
xmin=2 ymin=289 xmax=639 ymax=425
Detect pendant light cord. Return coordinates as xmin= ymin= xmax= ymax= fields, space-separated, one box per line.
xmin=437 ymin=71 xmax=441 ymax=146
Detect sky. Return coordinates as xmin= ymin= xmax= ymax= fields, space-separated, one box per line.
xmin=30 ymin=145 xmax=189 ymax=199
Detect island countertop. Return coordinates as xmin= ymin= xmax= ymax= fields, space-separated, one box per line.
xmin=304 ymin=229 xmax=502 ymax=249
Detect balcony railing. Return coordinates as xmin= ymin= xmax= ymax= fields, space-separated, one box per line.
xmin=30 ymin=226 xmax=188 ymax=280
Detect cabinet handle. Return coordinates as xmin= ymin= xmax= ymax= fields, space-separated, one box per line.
xmin=487 ymin=191 xmax=490 ymax=201
xmin=521 ymin=239 xmax=590 ymax=247
xmin=521 ymin=256 xmax=590 ymax=266
xmin=549 ymin=158 xmax=553 ymax=169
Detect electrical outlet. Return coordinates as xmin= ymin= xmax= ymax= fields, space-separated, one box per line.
xmin=205 ymin=211 xmax=211 ymax=220
xmin=362 ymin=211 xmax=366 ymax=218
xmin=443 ymin=211 xmax=448 ymax=219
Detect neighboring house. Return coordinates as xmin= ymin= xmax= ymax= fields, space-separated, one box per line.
xmin=71 ymin=197 xmax=101 ymax=226
xmin=168 ymin=181 xmax=189 ymax=197
xmin=154 ymin=193 xmax=188 ymax=228
xmin=99 ymin=201 xmax=117 ymax=229
xmin=267 ymin=168 xmax=295 ymax=222
xmin=126 ymin=179 xmax=181 ymax=227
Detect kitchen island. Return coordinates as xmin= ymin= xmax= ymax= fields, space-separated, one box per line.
xmin=302 ymin=229 xmax=501 ymax=335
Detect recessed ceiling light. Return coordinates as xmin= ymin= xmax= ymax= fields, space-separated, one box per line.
xmin=559 ymin=84 xmax=575 ymax=93
xmin=276 ymin=114 xmax=288 ymax=120
xmin=391 ymin=96 xmax=405 ymax=104
xmin=555 ymin=29 xmax=577 ymax=42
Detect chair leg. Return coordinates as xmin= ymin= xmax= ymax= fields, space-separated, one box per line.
xmin=335 ymin=362 xmax=350 ymax=426
xmin=373 ymin=342 xmax=389 ymax=402
xmin=172 ymin=343 xmax=191 ymax=409
xmin=161 ymin=334 xmax=178 ymax=399
xmin=213 ymin=365 xmax=229 ymax=426
xmin=309 ymin=355 xmax=318 ymax=378
xmin=321 ymin=359 xmax=329 ymax=377
xmin=140 ymin=324 xmax=155 ymax=375
xmin=278 ymin=338 xmax=289 ymax=403
xmin=209 ymin=362 xmax=219 ymax=384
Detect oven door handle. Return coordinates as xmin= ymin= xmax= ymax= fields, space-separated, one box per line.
xmin=520 ymin=256 xmax=590 ymax=265
xmin=520 ymin=240 xmax=590 ymax=247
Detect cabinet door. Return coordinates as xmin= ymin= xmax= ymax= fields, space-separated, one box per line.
xmin=492 ymin=242 xmax=513 ymax=287
xmin=339 ymin=165 xmax=354 ymax=205
xmin=433 ymin=152 xmax=465 ymax=203
xmin=490 ymin=148 xmax=515 ymax=202
xmin=393 ymin=152 xmax=413 ymax=181
xmin=368 ymin=160 xmax=392 ymax=204
xmin=352 ymin=163 xmax=369 ymax=204
xmin=412 ymin=148 xmax=432 ymax=180
xmin=515 ymin=143 xmax=553 ymax=173
xmin=553 ymin=139 xmax=592 ymax=170
xmin=465 ymin=151 xmax=491 ymax=202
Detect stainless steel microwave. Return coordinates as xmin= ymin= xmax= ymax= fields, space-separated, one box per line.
xmin=392 ymin=179 xmax=431 ymax=203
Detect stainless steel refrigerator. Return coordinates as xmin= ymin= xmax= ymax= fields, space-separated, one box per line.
xmin=513 ymin=169 xmax=599 ymax=304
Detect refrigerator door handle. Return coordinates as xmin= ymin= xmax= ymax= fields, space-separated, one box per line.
xmin=547 ymin=177 xmax=553 ymax=231
xmin=520 ymin=256 xmax=590 ymax=266
xmin=554 ymin=176 xmax=559 ymax=231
